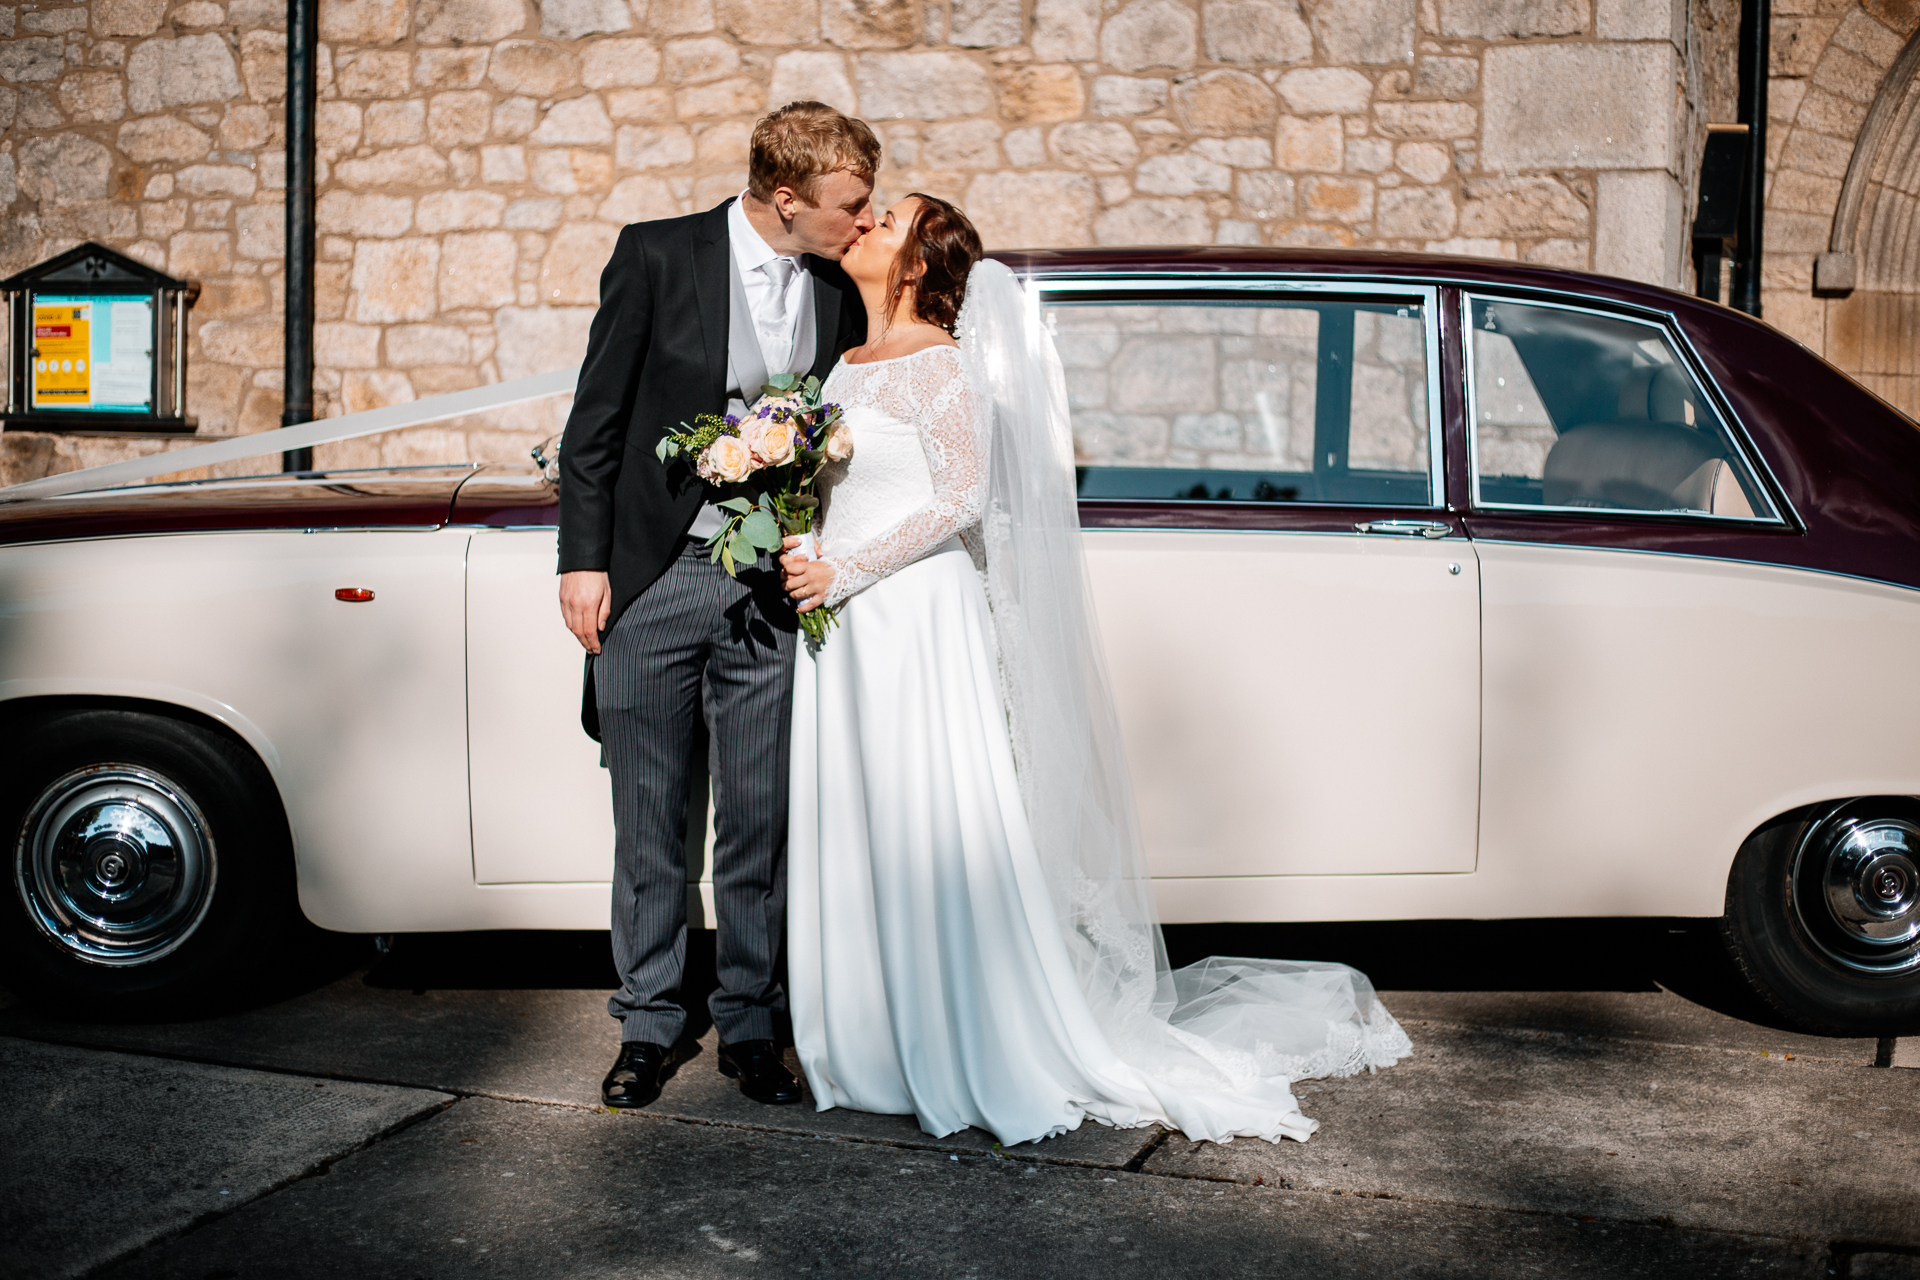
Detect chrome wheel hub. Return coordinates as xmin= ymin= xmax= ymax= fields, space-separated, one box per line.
xmin=14 ymin=765 xmax=217 ymax=966
xmin=1792 ymin=803 xmax=1920 ymax=976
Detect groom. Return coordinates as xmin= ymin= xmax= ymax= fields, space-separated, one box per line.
xmin=557 ymin=102 xmax=879 ymax=1109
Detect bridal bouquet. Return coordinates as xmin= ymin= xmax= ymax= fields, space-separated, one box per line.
xmin=656 ymin=373 xmax=851 ymax=643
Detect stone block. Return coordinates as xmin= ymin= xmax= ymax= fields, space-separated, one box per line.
xmin=335 ymin=145 xmax=450 ymax=188
xmin=1202 ymin=0 xmax=1312 ymax=67
xmin=767 ymin=51 xmax=856 ymax=114
xmin=580 ymin=40 xmax=659 ymax=91
xmin=366 ymin=99 xmax=427 ymax=147
xmin=17 ymin=134 xmax=112 ymax=203
xmin=599 ymin=174 xmax=680 ymax=222
xmin=57 ymin=69 xmax=124 ymax=122
xmin=385 ymin=324 xmax=473 ymax=367
xmin=1312 ymin=0 xmax=1414 ymax=64
xmin=351 ymin=237 xmax=442 ymax=322
xmin=717 ymin=0 xmax=818 ymax=42
xmin=228 ymin=0 xmax=287 ymax=29
xmin=615 ymin=124 xmax=695 ymax=168
xmin=142 ymin=200 xmax=188 ymax=239
xmin=1593 ymin=168 xmax=1681 ymax=286
xmin=695 ymin=119 xmax=752 ymax=164
xmin=1174 ymin=69 xmax=1278 ymax=135
xmin=196 ymin=315 xmax=279 ymax=364
xmin=1812 ymin=43 xmax=1884 ymax=105
xmin=0 ymin=37 xmax=64 ymax=83
xmin=999 ymin=64 xmax=1084 ymax=124
xmin=1437 ymin=0 xmax=1588 ymax=38
xmin=1412 ymin=56 xmax=1476 ymax=96
xmin=318 ymin=0 xmax=409 ymax=43
xmin=1033 ymin=0 xmax=1099 ymax=59
xmin=664 ymin=36 xmax=738 ymax=84
xmin=1596 ymin=0 xmax=1678 ymax=39
xmin=502 ymin=196 xmax=561 ymax=227
xmin=1771 ymin=167 xmax=1842 ymax=215
xmin=1236 ymin=169 xmax=1295 ymax=218
xmin=675 ymin=76 xmax=761 ymax=116
xmin=416 ymin=48 xmax=491 ymax=89
xmin=531 ymin=95 xmax=615 ymax=144
xmin=424 ymin=90 xmax=489 ymax=146
xmin=1050 ymin=121 xmax=1139 ymax=170
xmin=1794 ymin=87 xmax=1869 ymax=139
xmin=823 ymin=0 xmax=921 ymax=48
xmin=341 ymin=370 xmax=417 ymax=414
xmin=692 ymin=171 xmax=747 ymax=205
xmin=117 ymin=116 xmax=213 ymax=162
xmin=1095 ymin=196 xmax=1212 ymax=245
xmin=1458 ymin=175 xmax=1587 ymax=236
xmin=1769 ymin=17 xmax=1834 ymax=79
xmin=1377 ymin=184 xmax=1457 ymax=238
xmin=317 ymin=190 xmax=414 ymax=236
xmin=220 ymin=104 xmax=274 ymax=150
xmin=1216 ymin=218 xmax=1261 ymax=243
xmin=539 ymin=223 xmax=621 ymax=304
xmin=1002 ymin=126 xmax=1046 ymax=165
xmin=93 ymin=0 xmax=167 ymax=36
xmin=543 ymin=0 xmax=635 ymax=39
xmin=965 ymin=170 xmax=1095 ymax=247
xmin=336 ymin=50 xmax=412 ymax=98
xmin=1136 ymin=152 xmax=1233 ymax=194
xmin=479 ymin=145 xmax=528 ymax=183
xmin=417 ymin=0 xmax=526 ymax=43
xmin=490 ymin=42 xmax=582 ymax=97
xmin=921 ymin=119 xmax=1003 ymax=168
xmin=608 ymin=87 xmax=675 ymax=119
xmin=1373 ymin=100 xmax=1478 ymax=139
xmin=1091 ymin=75 xmax=1167 ymax=116
xmin=649 ymin=0 xmax=718 ymax=35
xmin=315 ymin=321 xmax=382 ymax=367
xmin=493 ymin=305 xmax=598 ymax=377
xmin=176 ymin=164 xmax=258 ymax=197
xmin=857 ymin=52 xmax=993 ymax=119
xmin=1277 ymin=67 xmax=1372 ymax=115
xmin=1830 ymin=6 xmax=1905 ymax=64
xmin=1300 ymin=174 xmax=1373 ymax=221
xmin=1103 ymin=0 xmax=1199 ymax=72
xmin=241 ymin=30 xmax=287 ymax=103
xmin=953 ymin=0 xmax=1022 ymax=44
xmin=439 ymin=231 xmax=519 ymax=308
xmin=127 ymin=34 xmax=242 ymax=111
xmin=0 ymin=87 xmax=14 ymax=134
xmin=190 ymin=200 xmax=234 ymax=231
xmin=1275 ymin=114 xmax=1344 ymax=170
xmin=417 ymin=190 xmax=507 ymax=232
xmin=1522 ymin=237 xmax=1589 ymax=268
xmin=22 ymin=6 xmax=88 ymax=32
xmin=1393 ymin=141 xmax=1450 ymax=183
xmin=1346 ymin=136 xmax=1392 ymax=171
xmin=1482 ymin=43 xmax=1675 ymax=171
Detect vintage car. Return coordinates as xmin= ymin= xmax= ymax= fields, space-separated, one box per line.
xmin=2 ymin=248 xmax=1918 ymax=1036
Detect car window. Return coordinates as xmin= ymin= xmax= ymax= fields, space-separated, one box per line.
xmin=1044 ymin=294 xmax=1436 ymax=505
xmin=1466 ymin=296 xmax=1775 ymax=520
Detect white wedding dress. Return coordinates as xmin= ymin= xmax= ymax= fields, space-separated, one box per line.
xmin=788 ymin=270 xmax=1410 ymax=1148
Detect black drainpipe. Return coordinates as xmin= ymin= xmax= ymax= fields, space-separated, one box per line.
xmin=1730 ymin=0 xmax=1770 ymax=316
xmin=281 ymin=0 xmax=317 ymax=471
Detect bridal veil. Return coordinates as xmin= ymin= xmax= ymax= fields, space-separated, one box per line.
xmin=957 ymin=260 xmax=1410 ymax=1137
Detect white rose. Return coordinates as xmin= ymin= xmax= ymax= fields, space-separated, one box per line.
xmin=824 ymin=423 xmax=854 ymax=462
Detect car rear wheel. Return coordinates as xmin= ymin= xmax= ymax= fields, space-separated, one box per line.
xmin=1723 ymin=798 xmax=1920 ymax=1036
xmin=0 ymin=707 xmax=303 ymax=1015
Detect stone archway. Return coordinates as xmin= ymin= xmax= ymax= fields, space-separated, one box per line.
xmin=1821 ymin=28 xmax=1920 ymax=416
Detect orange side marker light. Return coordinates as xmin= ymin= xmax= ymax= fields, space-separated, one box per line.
xmin=335 ymin=588 xmax=375 ymax=602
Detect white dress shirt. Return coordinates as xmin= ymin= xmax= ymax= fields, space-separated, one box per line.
xmin=689 ymin=195 xmax=818 ymax=538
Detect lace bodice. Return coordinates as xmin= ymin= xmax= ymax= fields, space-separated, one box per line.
xmin=816 ymin=345 xmax=987 ymax=607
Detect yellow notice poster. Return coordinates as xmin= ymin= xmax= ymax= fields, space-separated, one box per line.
xmin=33 ymin=302 xmax=92 ymax=408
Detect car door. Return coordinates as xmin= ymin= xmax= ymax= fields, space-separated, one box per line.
xmin=1039 ymin=277 xmax=1482 ymax=892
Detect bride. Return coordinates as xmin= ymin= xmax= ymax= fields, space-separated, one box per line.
xmin=777 ymin=193 xmax=1410 ymax=1147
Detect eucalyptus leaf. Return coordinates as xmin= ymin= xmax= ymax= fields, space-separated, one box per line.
xmin=740 ymin=509 xmax=782 ymax=549
xmin=717 ymin=496 xmax=754 ymax=514
xmin=720 ymin=541 xmax=737 ymax=576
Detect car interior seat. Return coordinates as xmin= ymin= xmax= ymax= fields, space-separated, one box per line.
xmin=1541 ymin=364 xmax=1755 ymax=516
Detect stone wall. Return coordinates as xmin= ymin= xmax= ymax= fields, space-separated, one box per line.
xmin=0 ymin=0 xmax=1711 ymax=480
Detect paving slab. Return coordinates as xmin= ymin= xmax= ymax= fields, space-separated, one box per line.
xmin=99 ymin=1095 xmax=1827 ymax=1280
xmin=0 ymin=1038 xmax=451 ymax=1280
xmin=1144 ymin=1020 xmax=1920 ymax=1246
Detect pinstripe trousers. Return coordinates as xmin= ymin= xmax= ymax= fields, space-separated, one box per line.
xmin=597 ymin=539 xmax=797 ymax=1047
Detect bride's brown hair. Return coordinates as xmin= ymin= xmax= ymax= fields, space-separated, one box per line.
xmin=886 ymin=193 xmax=984 ymax=334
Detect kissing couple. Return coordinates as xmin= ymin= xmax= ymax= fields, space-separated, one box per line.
xmin=556 ymin=101 xmax=1410 ymax=1147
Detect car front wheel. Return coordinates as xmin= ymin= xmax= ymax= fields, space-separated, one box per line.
xmin=1723 ymin=798 xmax=1920 ymax=1037
xmin=0 ymin=707 xmax=302 ymax=1015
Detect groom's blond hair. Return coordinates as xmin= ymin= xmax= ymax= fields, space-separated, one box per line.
xmin=748 ymin=102 xmax=881 ymax=204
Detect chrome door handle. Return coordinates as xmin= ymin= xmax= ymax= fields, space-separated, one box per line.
xmin=1353 ymin=520 xmax=1452 ymax=539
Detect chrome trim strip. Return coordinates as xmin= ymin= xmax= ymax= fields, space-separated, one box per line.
xmin=1030 ymin=276 xmax=1447 ymax=511
xmin=1457 ymin=290 xmax=1791 ymax=527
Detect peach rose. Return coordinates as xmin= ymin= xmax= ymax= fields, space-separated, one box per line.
xmin=824 ymin=422 xmax=854 ymax=463
xmin=756 ymin=420 xmax=798 ymax=466
xmin=700 ymin=434 xmax=756 ymax=483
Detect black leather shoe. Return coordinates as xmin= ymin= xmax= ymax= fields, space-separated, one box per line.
xmin=717 ymin=1039 xmax=802 ymax=1105
xmin=602 ymin=1041 xmax=675 ymax=1109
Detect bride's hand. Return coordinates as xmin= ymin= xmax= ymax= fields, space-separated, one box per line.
xmin=781 ymin=542 xmax=836 ymax=613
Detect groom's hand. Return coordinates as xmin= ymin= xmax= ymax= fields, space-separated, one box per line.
xmin=560 ymin=570 xmax=612 ymax=653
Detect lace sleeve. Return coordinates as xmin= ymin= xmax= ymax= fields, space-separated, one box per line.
xmin=823 ymin=349 xmax=988 ymax=606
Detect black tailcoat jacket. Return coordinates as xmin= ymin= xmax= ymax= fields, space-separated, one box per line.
xmin=557 ymin=200 xmax=865 ymax=635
